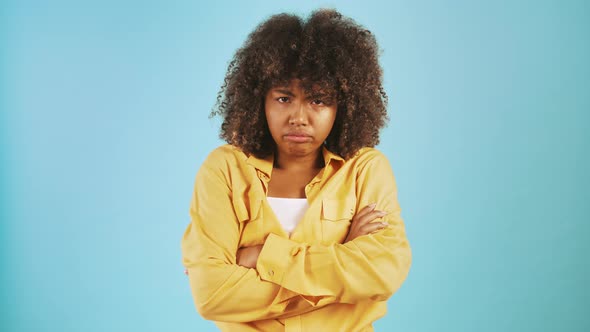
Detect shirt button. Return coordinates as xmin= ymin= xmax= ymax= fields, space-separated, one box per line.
xmin=268 ymin=270 xmax=274 ymax=277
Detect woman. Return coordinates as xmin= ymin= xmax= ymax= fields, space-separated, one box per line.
xmin=181 ymin=9 xmax=411 ymax=331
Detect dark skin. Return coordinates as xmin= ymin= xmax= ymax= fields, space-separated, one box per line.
xmin=266 ymin=158 xmax=321 ymax=198
xmin=183 ymin=80 xmax=389 ymax=274
xmin=184 ymin=80 xmax=390 ymax=274
xmin=235 ymin=80 xmax=389 ymax=269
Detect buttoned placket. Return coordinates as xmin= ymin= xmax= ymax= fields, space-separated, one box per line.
xmin=304 ymin=157 xmax=335 ymax=202
xmin=249 ymin=149 xmax=345 ymax=331
xmin=256 ymin=169 xmax=271 ymax=194
xmin=304 ymin=177 xmax=319 ymax=200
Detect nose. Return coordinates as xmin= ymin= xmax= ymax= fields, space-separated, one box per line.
xmin=288 ymin=103 xmax=308 ymax=126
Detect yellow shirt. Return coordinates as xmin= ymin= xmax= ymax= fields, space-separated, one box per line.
xmin=181 ymin=144 xmax=412 ymax=331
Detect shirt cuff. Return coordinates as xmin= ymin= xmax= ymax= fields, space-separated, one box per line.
xmin=256 ymin=233 xmax=300 ymax=284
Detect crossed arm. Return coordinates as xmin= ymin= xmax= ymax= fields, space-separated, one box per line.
xmin=236 ymin=203 xmax=390 ymax=268
xmin=181 ymin=153 xmax=411 ymax=322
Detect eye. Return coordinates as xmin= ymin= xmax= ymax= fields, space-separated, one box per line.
xmin=311 ymin=99 xmax=324 ymax=106
xmin=277 ymin=97 xmax=290 ymax=103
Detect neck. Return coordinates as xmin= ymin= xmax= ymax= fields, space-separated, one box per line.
xmin=274 ymin=148 xmax=324 ymax=171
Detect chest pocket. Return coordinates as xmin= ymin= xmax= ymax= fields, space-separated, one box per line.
xmin=232 ymin=190 xmax=264 ymax=246
xmin=321 ymin=195 xmax=356 ymax=244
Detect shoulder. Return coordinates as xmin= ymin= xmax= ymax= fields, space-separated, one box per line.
xmin=347 ymin=147 xmax=392 ymax=170
xmin=195 ymin=145 xmax=250 ymax=183
xmin=202 ymin=144 xmax=248 ymax=169
xmin=347 ymin=148 xmax=397 ymax=187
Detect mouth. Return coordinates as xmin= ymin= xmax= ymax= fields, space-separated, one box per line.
xmin=283 ymin=132 xmax=312 ymax=143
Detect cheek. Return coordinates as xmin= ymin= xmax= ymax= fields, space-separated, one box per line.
xmin=264 ymin=111 xmax=282 ymax=137
xmin=318 ymin=110 xmax=337 ymax=133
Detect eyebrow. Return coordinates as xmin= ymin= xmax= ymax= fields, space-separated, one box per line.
xmin=307 ymin=92 xmax=332 ymax=99
xmin=272 ymin=89 xmax=296 ymax=97
xmin=272 ymin=89 xmax=334 ymax=100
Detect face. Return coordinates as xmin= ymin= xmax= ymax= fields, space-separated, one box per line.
xmin=264 ymin=79 xmax=337 ymax=159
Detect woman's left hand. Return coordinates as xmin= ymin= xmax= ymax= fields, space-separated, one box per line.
xmin=236 ymin=245 xmax=264 ymax=268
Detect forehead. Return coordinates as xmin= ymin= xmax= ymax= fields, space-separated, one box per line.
xmin=269 ymin=79 xmax=335 ymax=96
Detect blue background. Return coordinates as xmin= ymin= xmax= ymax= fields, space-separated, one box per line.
xmin=1 ymin=0 xmax=588 ymax=331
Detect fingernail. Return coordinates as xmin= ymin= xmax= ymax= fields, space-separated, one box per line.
xmin=369 ymin=203 xmax=377 ymax=209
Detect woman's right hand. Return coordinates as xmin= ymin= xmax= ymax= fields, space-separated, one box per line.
xmin=343 ymin=203 xmax=389 ymax=243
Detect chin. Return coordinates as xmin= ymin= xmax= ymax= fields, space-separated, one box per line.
xmin=284 ymin=143 xmax=316 ymax=156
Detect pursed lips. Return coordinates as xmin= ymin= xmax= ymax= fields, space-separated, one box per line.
xmin=283 ymin=132 xmax=312 ymax=143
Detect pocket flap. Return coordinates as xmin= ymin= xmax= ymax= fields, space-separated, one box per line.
xmin=232 ymin=190 xmax=262 ymax=223
xmin=321 ymin=196 xmax=356 ymax=221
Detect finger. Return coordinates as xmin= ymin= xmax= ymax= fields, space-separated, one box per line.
xmin=359 ymin=221 xmax=389 ymax=235
xmin=353 ymin=203 xmax=378 ymax=220
xmin=356 ymin=210 xmax=388 ymax=226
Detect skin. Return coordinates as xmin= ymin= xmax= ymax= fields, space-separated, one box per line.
xmin=264 ymin=79 xmax=337 ymax=198
xmin=234 ymin=79 xmax=389 ymax=269
xmin=183 ymin=80 xmax=390 ymax=274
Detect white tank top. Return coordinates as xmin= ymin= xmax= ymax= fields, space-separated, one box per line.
xmin=266 ymin=197 xmax=309 ymax=235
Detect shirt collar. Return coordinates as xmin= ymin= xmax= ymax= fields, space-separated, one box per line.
xmin=246 ymin=151 xmax=274 ymax=178
xmin=246 ymin=145 xmax=344 ymax=177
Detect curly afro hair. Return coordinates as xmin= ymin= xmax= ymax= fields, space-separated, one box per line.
xmin=211 ymin=8 xmax=389 ymax=159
